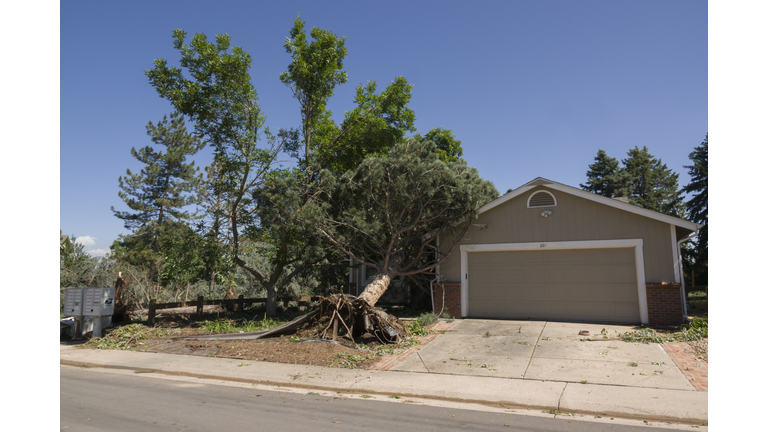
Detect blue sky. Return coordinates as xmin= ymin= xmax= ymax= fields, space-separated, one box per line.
xmin=59 ymin=0 xmax=708 ymax=256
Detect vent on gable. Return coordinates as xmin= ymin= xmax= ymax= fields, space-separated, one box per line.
xmin=528 ymin=190 xmax=556 ymax=208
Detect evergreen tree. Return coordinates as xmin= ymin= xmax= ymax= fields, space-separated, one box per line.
xmin=682 ymin=134 xmax=708 ymax=285
xmin=311 ymin=139 xmax=499 ymax=307
xmin=580 ymin=149 xmax=631 ymax=197
xmin=621 ymin=146 xmax=685 ymax=216
xmin=111 ymin=112 xmax=205 ymax=283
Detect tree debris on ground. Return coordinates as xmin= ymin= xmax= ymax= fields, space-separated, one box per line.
xmin=179 ymin=294 xmax=408 ymax=344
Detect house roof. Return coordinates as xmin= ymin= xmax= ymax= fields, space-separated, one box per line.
xmin=479 ymin=177 xmax=701 ymax=236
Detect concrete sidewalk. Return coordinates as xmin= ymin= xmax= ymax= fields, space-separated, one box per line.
xmin=60 ymin=344 xmax=707 ymax=425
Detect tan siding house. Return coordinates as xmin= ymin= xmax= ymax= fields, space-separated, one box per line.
xmin=434 ymin=177 xmax=700 ymax=325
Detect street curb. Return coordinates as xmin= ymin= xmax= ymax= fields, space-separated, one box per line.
xmin=60 ymin=356 xmax=707 ymax=425
xmin=60 ymin=358 xmax=558 ymax=411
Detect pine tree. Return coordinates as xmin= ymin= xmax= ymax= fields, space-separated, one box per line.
xmin=621 ymin=146 xmax=685 ymax=216
xmin=682 ymin=134 xmax=708 ymax=285
xmin=111 ymin=112 xmax=205 ymax=283
xmin=580 ymin=150 xmax=631 ymax=197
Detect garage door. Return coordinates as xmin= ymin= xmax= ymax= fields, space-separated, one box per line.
xmin=467 ymin=248 xmax=640 ymax=323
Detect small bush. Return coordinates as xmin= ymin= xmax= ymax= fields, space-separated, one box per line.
xmin=682 ymin=317 xmax=708 ymax=337
xmin=407 ymin=320 xmax=430 ymax=337
xmin=417 ymin=312 xmax=438 ymax=327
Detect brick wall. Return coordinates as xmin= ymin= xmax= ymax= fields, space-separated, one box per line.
xmin=646 ymin=283 xmax=684 ymax=325
xmin=431 ymin=282 xmax=461 ymax=318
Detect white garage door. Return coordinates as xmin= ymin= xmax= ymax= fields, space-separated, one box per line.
xmin=467 ymin=248 xmax=641 ymax=323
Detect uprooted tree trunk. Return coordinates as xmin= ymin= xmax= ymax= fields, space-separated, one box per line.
xmin=356 ymin=255 xmax=401 ymax=308
xmin=181 ymin=293 xmax=408 ymax=344
xmin=311 ymin=294 xmax=407 ymax=343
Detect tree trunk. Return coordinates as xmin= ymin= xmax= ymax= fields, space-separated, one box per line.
xmin=358 ymin=256 xmax=401 ymax=307
xmin=208 ymin=270 xmax=216 ymax=293
xmin=266 ymin=285 xmax=277 ymax=317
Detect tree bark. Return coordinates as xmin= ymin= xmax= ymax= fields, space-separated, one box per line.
xmin=357 ymin=255 xmax=402 ymax=307
xmin=266 ymin=285 xmax=277 ymax=316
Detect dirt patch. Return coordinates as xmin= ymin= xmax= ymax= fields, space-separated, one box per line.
xmin=687 ymin=338 xmax=708 ymax=363
xmin=77 ymin=313 xmax=433 ymax=370
xmin=135 ymin=335 xmax=382 ymax=368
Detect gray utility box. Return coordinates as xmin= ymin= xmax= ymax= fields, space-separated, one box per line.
xmin=63 ymin=288 xmax=85 ymax=316
xmin=82 ymin=287 xmax=115 ymax=317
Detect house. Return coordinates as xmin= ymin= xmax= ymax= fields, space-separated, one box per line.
xmin=432 ymin=177 xmax=701 ymax=325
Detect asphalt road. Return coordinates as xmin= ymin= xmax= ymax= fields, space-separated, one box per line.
xmin=60 ymin=366 xmax=683 ymax=432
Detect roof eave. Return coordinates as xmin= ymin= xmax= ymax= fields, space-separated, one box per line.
xmin=479 ymin=177 xmax=700 ymax=233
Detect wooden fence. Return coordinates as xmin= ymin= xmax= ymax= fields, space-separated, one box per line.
xmin=147 ymin=295 xmax=320 ymax=325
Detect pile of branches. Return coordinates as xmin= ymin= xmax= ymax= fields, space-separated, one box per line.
xmin=181 ymin=294 xmax=408 ymax=344
xmin=309 ymin=294 xmax=408 ymax=344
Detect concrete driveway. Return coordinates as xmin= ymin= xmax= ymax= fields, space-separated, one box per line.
xmin=393 ymin=319 xmax=694 ymax=391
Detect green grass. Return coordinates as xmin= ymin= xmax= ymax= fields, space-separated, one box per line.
xmin=197 ymin=314 xmax=289 ymax=334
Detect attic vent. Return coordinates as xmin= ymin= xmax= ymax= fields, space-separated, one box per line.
xmin=527 ymin=190 xmax=556 ymax=208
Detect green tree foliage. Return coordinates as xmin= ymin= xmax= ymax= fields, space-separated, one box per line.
xmin=280 ymin=17 xmax=416 ymax=177
xmin=279 ymin=17 xmax=347 ymax=176
xmin=622 ymin=146 xmax=685 ymax=216
xmin=112 ymin=112 xmax=204 ymax=230
xmin=195 ymin=160 xmax=236 ymax=293
xmin=311 ymin=139 xmax=499 ymax=306
xmin=145 ymin=20 xmax=420 ymax=314
xmin=682 ymin=134 xmax=708 ymax=285
xmin=580 ymin=149 xmax=631 ymax=197
xmin=146 ymin=27 xmax=313 ymax=314
xmin=60 ymin=233 xmax=99 ymax=288
xmin=581 ymin=147 xmax=684 ymax=216
xmin=413 ymin=127 xmax=465 ymax=163
xmin=111 ymin=112 xmax=205 ymax=283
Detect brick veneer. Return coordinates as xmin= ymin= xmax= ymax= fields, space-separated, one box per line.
xmin=431 ymin=282 xmax=461 ymax=318
xmin=646 ymin=283 xmax=684 ymax=325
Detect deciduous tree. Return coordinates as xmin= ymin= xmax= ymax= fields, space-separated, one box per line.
xmin=147 ymin=29 xmax=286 ymax=308
xmin=414 ymin=127 xmax=464 ymax=163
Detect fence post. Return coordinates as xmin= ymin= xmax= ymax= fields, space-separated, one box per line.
xmin=148 ymin=299 xmax=156 ymax=326
xmin=238 ymin=294 xmax=244 ymax=312
xmin=196 ymin=295 xmax=204 ymax=317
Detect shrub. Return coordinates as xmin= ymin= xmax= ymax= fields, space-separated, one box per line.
xmin=417 ymin=312 xmax=438 ymax=327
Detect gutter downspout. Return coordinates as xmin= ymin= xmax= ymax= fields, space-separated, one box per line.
xmin=430 ymin=235 xmax=440 ymax=314
xmin=677 ymin=227 xmax=701 ymax=322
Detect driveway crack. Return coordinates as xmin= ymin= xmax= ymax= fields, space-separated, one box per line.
xmin=417 ymin=352 xmax=431 ymax=373
xmin=523 ymin=322 xmax=547 ymax=378
xmin=557 ymin=382 xmax=567 ymax=411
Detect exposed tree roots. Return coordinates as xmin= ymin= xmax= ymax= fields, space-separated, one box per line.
xmin=180 ymin=294 xmax=408 ymax=344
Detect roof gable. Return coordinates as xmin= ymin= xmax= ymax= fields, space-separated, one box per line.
xmin=480 ymin=177 xmax=700 ymax=234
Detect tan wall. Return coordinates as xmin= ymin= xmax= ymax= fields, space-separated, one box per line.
xmin=439 ymin=186 xmax=676 ymax=283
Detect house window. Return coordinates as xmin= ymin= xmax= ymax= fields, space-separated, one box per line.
xmin=527 ymin=190 xmax=556 ymax=208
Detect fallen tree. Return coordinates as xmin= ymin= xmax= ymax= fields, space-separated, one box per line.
xmin=180 ymin=294 xmax=408 ymax=344
xmin=310 ymin=139 xmax=499 ymax=307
